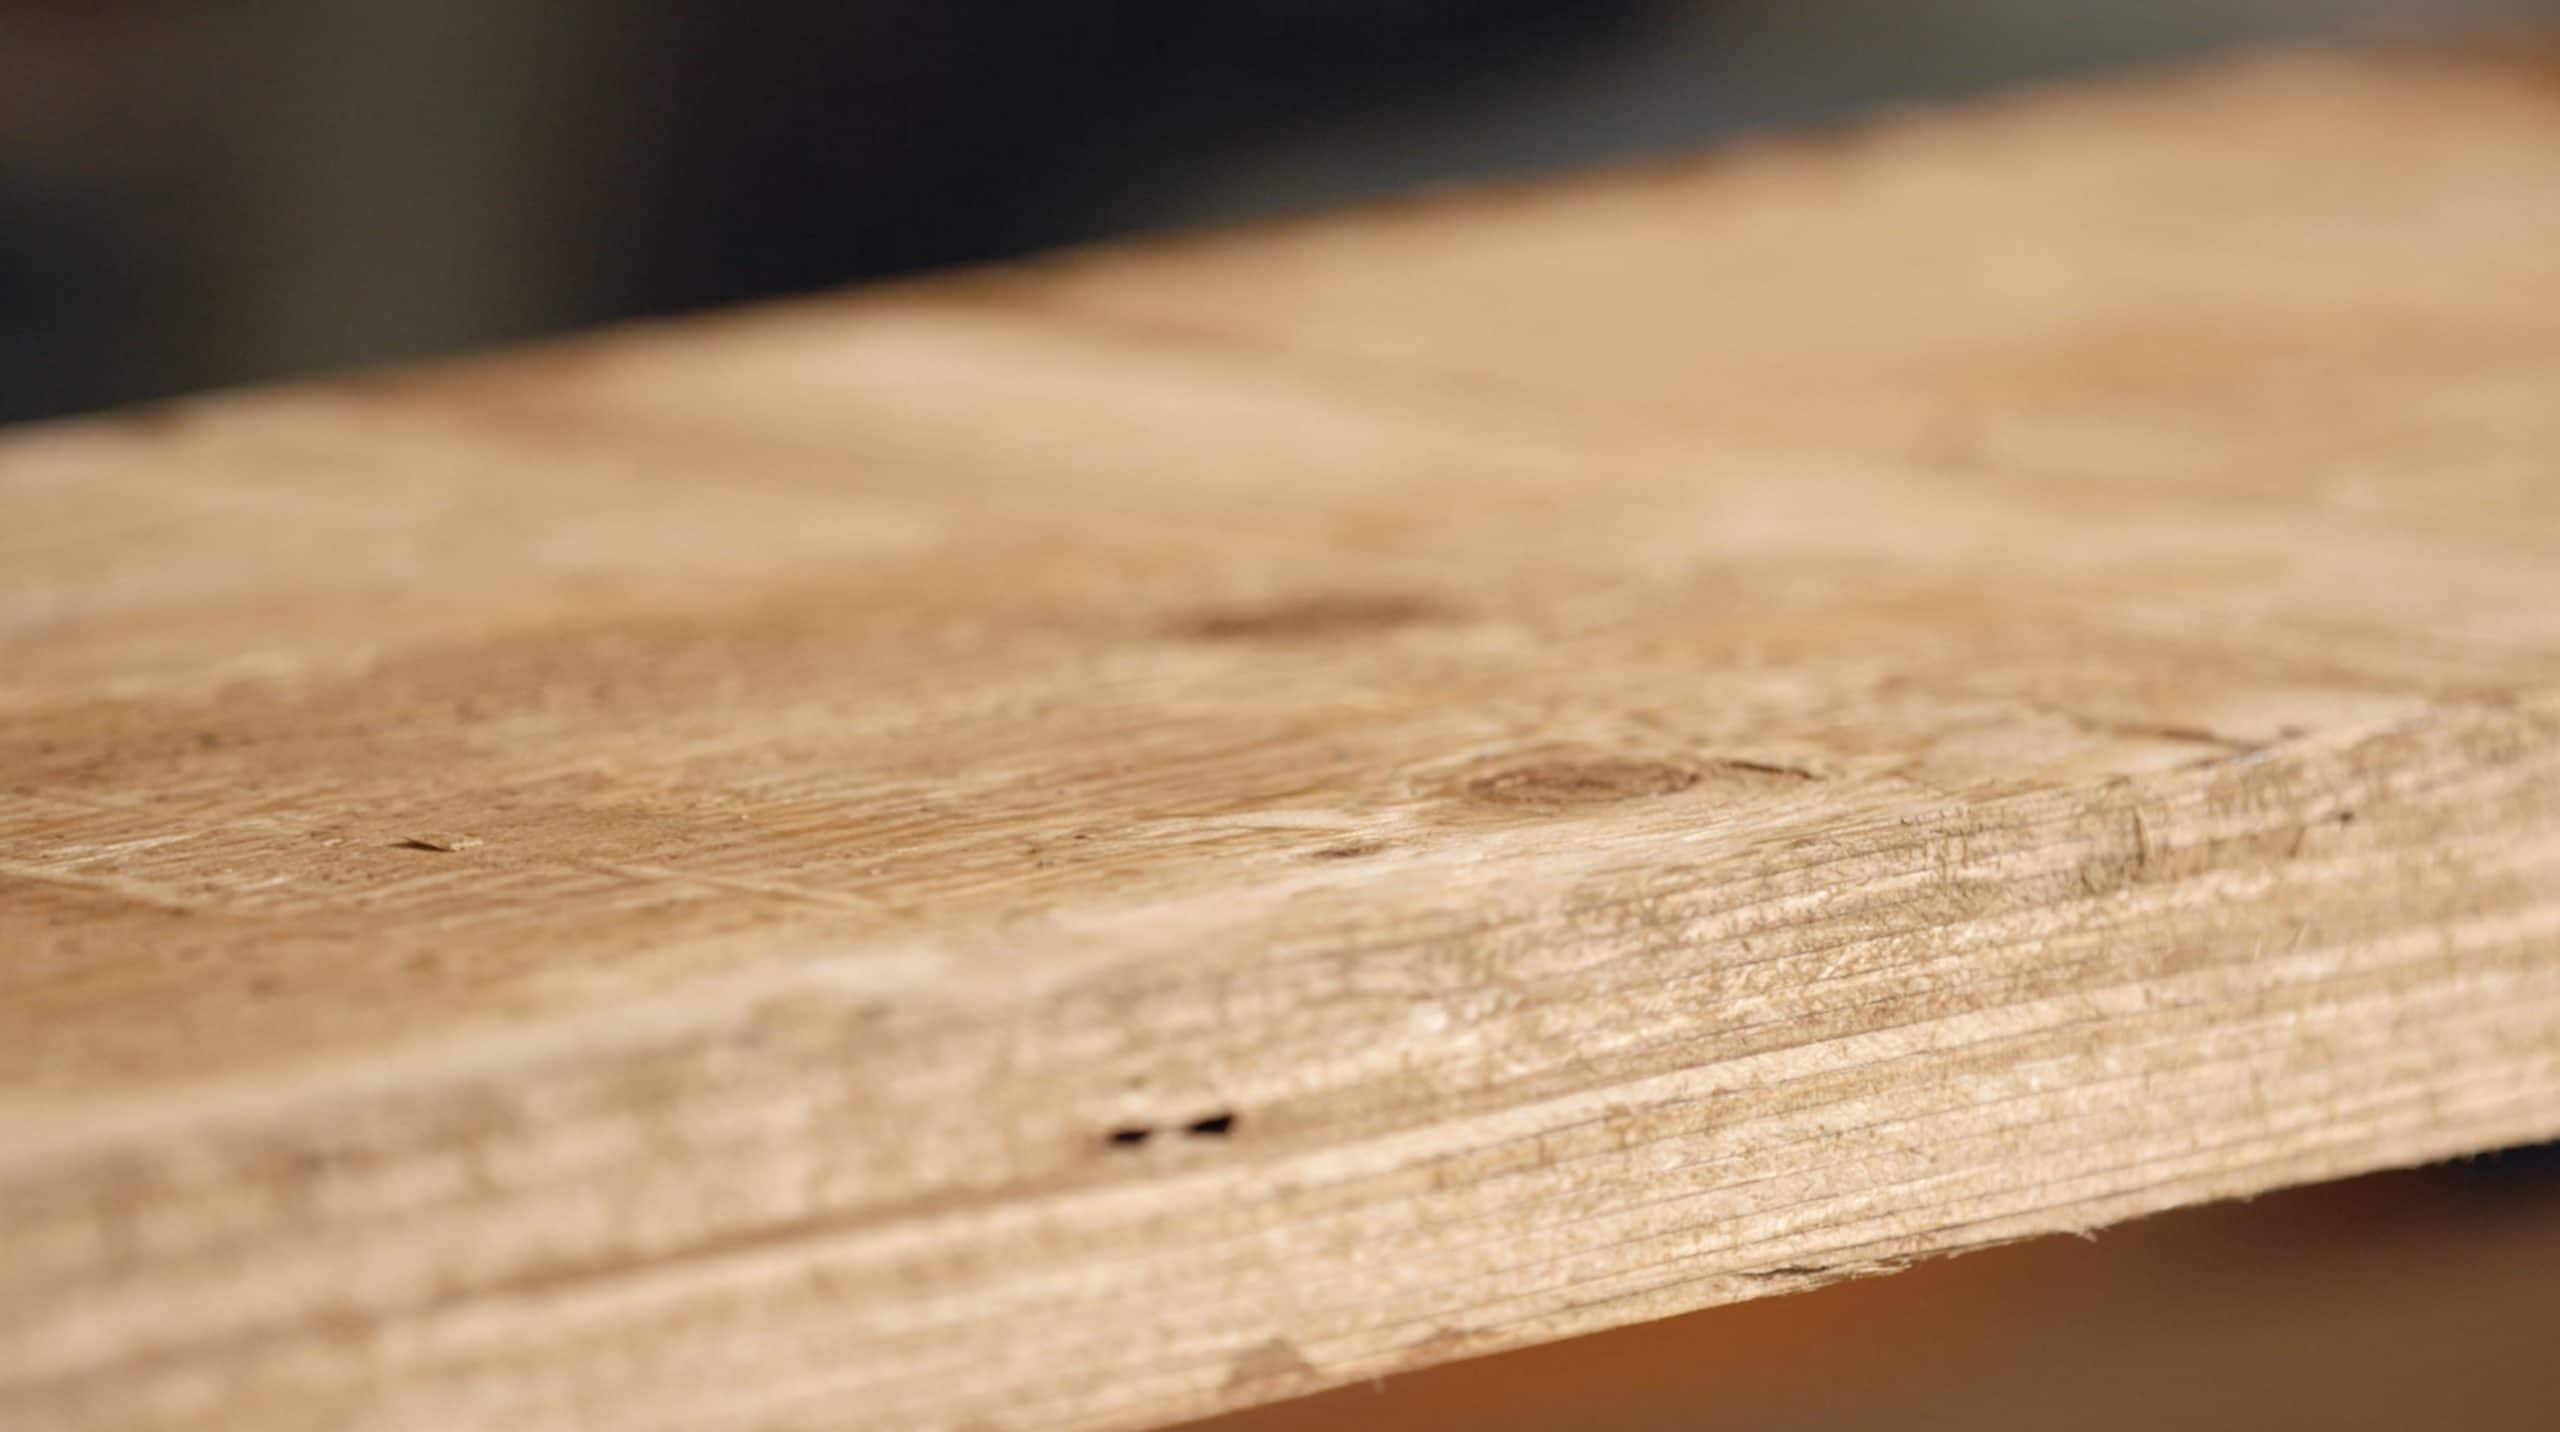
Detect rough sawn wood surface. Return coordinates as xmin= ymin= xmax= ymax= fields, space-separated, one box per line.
xmin=4 ymin=44 xmax=2560 ymax=1432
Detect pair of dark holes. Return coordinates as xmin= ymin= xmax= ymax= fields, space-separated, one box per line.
xmin=1108 ymin=1112 xmax=1235 ymax=1148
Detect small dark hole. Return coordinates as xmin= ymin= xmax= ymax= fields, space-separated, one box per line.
xmin=1185 ymin=1112 xmax=1236 ymax=1137
xmin=1106 ymin=1127 xmax=1153 ymax=1148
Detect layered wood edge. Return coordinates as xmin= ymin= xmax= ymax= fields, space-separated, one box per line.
xmin=6 ymin=41 xmax=2560 ymax=1432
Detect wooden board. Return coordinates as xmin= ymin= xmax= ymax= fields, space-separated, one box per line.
xmin=5 ymin=43 xmax=2560 ymax=1432
xmin=1192 ymin=1160 xmax=2560 ymax=1431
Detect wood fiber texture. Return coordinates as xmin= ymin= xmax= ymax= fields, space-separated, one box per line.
xmin=5 ymin=45 xmax=2560 ymax=1432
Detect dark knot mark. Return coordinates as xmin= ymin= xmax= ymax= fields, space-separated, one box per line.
xmin=1105 ymin=1110 xmax=1238 ymax=1150
xmin=1464 ymin=758 xmax=1700 ymax=808
xmin=391 ymin=833 xmax=481 ymax=852
xmin=1178 ymin=593 xmax=1448 ymax=642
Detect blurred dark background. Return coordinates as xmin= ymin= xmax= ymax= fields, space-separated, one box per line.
xmin=0 ymin=0 xmax=2548 ymax=424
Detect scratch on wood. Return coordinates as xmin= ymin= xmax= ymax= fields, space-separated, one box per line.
xmin=582 ymin=860 xmax=900 ymax=915
xmin=0 ymin=859 xmax=219 ymax=915
xmin=1716 ymin=758 xmax=1821 ymax=781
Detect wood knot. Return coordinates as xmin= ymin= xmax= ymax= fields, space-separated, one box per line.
xmin=1464 ymin=757 xmax=1699 ymax=808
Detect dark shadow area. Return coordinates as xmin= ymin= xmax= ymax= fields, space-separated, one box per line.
xmin=3 ymin=1 xmax=2546 ymax=422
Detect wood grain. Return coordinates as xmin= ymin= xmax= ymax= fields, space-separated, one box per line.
xmin=1189 ymin=1160 xmax=2560 ymax=1431
xmin=6 ymin=44 xmax=2560 ymax=1432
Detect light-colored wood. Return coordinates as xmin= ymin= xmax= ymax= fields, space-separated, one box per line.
xmin=5 ymin=44 xmax=2560 ymax=1432
xmin=1191 ymin=1162 xmax=2560 ymax=1431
